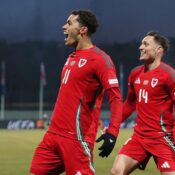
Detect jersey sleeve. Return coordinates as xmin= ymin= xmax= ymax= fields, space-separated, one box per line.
xmin=166 ymin=68 xmax=175 ymax=102
xmin=166 ymin=69 xmax=175 ymax=139
xmin=105 ymin=87 xmax=123 ymax=136
xmin=93 ymin=54 xmax=122 ymax=137
xmin=93 ymin=54 xmax=119 ymax=90
xmin=122 ymin=71 xmax=136 ymax=122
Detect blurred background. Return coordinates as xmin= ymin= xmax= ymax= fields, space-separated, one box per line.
xmin=0 ymin=0 xmax=175 ymax=128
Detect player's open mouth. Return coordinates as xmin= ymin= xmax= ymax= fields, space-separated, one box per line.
xmin=63 ymin=32 xmax=69 ymax=41
xmin=140 ymin=51 xmax=145 ymax=56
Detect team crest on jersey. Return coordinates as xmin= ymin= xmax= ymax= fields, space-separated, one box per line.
xmin=78 ymin=58 xmax=87 ymax=68
xmin=151 ymin=78 xmax=158 ymax=88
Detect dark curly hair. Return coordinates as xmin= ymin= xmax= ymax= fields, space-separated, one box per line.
xmin=71 ymin=9 xmax=99 ymax=36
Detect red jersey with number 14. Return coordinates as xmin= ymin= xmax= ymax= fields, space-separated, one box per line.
xmin=126 ymin=62 xmax=175 ymax=138
xmin=48 ymin=46 xmax=121 ymax=144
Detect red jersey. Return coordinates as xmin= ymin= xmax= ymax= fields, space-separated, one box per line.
xmin=48 ymin=46 xmax=122 ymax=143
xmin=123 ymin=62 xmax=175 ymax=138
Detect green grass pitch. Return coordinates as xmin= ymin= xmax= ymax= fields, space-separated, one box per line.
xmin=0 ymin=129 xmax=159 ymax=175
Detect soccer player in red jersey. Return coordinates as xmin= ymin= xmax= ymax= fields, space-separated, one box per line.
xmin=111 ymin=32 xmax=175 ymax=175
xmin=111 ymin=31 xmax=175 ymax=175
xmin=30 ymin=10 xmax=122 ymax=175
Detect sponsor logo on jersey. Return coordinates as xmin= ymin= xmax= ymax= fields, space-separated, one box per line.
xmin=78 ymin=58 xmax=87 ymax=68
xmin=108 ymin=78 xmax=118 ymax=84
xmin=143 ymin=80 xmax=149 ymax=85
xmin=134 ymin=78 xmax=140 ymax=84
xmin=151 ymin=78 xmax=158 ymax=88
xmin=161 ymin=161 xmax=170 ymax=169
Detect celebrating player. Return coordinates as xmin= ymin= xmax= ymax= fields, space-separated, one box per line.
xmin=111 ymin=31 xmax=175 ymax=175
xmin=30 ymin=9 xmax=122 ymax=175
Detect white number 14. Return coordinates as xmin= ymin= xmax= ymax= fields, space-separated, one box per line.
xmin=138 ymin=89 xmax=148 ymax=103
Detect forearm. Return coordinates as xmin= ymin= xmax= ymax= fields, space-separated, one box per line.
xmin=122 ymin=100 xmax=135 ymax=122
xmin=105 ymin=87 xmax=123 ymax=137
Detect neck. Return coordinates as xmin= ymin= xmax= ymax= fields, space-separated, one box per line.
xmin=145 ymin=58 xmax=161 ymax=70
xmin=76 ymin=37 xmax=93 ymax=50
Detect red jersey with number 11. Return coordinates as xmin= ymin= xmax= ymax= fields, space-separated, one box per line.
xmin=48 ymin=46 xmax=122 ymax=144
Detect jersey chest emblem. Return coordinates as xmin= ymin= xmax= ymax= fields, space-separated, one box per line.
xmin=78 ymin=58 xmax=87 ymax=68
xmin=151 ymin=78 xmax=158 ymax=88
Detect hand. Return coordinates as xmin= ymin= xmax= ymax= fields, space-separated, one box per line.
xmin=96 ymin=132 xmax=116 ymax=157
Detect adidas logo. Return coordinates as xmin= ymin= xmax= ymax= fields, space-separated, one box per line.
xmin=161 ymin=161 xmax=170 ymax=168
xmin=134 ymin=78 xmax=140 ymax=84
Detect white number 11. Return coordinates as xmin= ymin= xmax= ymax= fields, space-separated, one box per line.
xmin=62 ymin=69 xmax=71 ymax=84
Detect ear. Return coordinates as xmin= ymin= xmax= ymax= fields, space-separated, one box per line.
xmin=80 ymin=26 xmax=88 ymax=35
xmin=156 ymin=46 xmax=164 ymax=55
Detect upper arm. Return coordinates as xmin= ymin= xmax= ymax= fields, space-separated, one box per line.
xmin=93 ymin=53 xmax=119 ymax=90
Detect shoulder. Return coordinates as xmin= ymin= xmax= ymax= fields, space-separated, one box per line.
xmin=159 ymin=62 xmax=175 ymax=81
xmin=91 ymin=46 xmax=109 ymax=57
xmin=130 ymin=65 xmax=143 ymax=76
xmin=128 ymin=65 xmax=143 ymax=83
xmin=91 ymin=46 xmax=114 ymax=68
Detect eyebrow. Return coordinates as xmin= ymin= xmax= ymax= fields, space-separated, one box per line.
xmin=140 ymin=40 xmax=147 ymax=44
xmin=66 ymin=19 xmax=72 ymax=24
